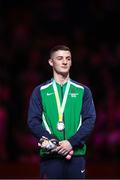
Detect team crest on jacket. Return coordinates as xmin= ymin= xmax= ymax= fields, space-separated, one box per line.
xmin=69 ymin=88 xmax=79 ymax=97
xmin=69 ymin=93 xmax=79 ymax=98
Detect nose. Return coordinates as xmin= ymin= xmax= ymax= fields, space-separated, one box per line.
xmin=63 ymin=58 xmax=67 ymax=64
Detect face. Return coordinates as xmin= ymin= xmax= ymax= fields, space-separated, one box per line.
xmin=49 ymin=50 xmax=72 ymax=76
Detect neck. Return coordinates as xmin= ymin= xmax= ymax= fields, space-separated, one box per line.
xmin=53 ymin=73 xmax=70 ymax=85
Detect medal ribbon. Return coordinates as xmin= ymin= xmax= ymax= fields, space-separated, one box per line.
xmin=53 ymin=79 xmax=70 ymax=123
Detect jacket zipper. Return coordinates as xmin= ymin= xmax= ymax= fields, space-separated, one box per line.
xmin=61 ymin=85 xmax=65 ymax=139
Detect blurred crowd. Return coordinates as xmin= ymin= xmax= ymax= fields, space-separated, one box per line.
xmin=0 ymin=0 xmax=120 ymax=163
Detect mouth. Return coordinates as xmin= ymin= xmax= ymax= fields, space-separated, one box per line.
xmin=61 ymin=66 xmax=68 ymax=69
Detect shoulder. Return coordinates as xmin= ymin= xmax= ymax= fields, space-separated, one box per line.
xmin=70 ymin=79 xmax=89 ymax=90
xmin=40 ymin=79 xmax=53 ymax=91
xmin=70 ymin=79 xmax=84 ymax=89
xmin=32 ymin=79 xmax=52 ymax=95
xmin=70 ymin=79 xmax=92 ymax=96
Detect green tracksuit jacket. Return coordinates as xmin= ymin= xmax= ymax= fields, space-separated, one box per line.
xmin=28 ymin=79 xmax=96 ymax=157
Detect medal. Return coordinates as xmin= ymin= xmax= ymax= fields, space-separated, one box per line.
xmin=53 ymin=79 xmax=70 ymax=131
xmin=57 ymin=122 xmax=65 ymax=131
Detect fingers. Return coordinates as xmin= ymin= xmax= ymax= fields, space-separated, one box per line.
xmin=69 ymin=150 xmax=74 ymax=155
xmin=57 ymin=149 xmax=68 ymax=156
xmin=59 ymin=140 xmax=72 ymax=151
xmin=50 ymin=148 xmax=57 ymax=153
xmin=66 ymin=154 xmax=72 ymax=160
xmin=55 ymin=145 xmax=72 ymax=156
xmin=38 ymin=142 xmax=41 ymax=147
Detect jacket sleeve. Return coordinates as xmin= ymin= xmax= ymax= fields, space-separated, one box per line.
xmin=68 ymin=86 xmax=96 ymax=148
xmin=27 ymin=86 xmax=54 ymax=140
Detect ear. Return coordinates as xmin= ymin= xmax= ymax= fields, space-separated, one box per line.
xmin=48 ymin=59 xmax=53 ymax=67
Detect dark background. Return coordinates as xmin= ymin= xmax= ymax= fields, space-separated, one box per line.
xmin=0 ymin=0 xmax=120 ymax=178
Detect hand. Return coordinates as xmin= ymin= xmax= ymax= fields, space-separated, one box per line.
xmin=38 ymin=136 xmax=48 ymax=147
xmin=66 ymin=149 xmax=74 ymax=160
xmin=56 ymin=140 xmax=74 ymax=160
xmin=58 ymin=140 xmax=72 ymax=152
xmin=38 ymin=137 xmax=74 ymax=160
xmin=38 ymin=136 xmax=58 ymax=151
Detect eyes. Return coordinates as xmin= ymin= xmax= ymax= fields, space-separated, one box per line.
xmin=56 ymin=56 xmax=71 ymax=61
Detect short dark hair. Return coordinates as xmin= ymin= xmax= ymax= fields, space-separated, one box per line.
xmin=50 ymin=45 xmax=71 ymax=58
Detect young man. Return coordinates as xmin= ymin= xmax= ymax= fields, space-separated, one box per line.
xmin=27 ymin=45 xmax=96 ymax=179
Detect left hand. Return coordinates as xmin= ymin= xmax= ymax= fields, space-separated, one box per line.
xmin=56 ymin=140 xmax=73 ymax=156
